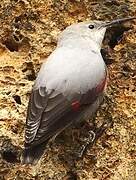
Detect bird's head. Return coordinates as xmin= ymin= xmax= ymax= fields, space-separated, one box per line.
xmin=58 ymin=17 xmax=136 ymax=50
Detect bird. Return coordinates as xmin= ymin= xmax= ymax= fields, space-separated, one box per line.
xmin=22 ymin=17 xmax=136 ymax=164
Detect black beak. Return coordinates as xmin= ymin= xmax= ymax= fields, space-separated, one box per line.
xmin=103 ymin=17 xmax=136 ymax=28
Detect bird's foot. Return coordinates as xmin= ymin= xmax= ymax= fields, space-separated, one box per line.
xmin=74 ymin=118 xmax=113 ymax=159
xmin=75 ymin=130 xmax=95 ymax=158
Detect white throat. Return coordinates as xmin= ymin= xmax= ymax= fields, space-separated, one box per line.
xmin=57 ymin=35 xmax=101 ymax=53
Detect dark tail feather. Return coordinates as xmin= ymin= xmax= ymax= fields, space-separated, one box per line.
xmin=22 ymin=141 xmax=48 ymax=165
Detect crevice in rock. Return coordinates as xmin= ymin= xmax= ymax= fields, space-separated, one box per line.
xmin=13 ymin=95 xmax=21 ymax=105
xmin=0 ymin=137 xmax=20 ymax=163
xmin=22 ymin=61 xmax=36 ymax=81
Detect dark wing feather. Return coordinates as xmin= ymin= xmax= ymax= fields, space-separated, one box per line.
xmin=32 ymin=92 xmax=72 ymax=145
xmin=25 ymin=87 xmax=48 ymax=144
xmin=25 ymin=87 xmax=73 ymax=147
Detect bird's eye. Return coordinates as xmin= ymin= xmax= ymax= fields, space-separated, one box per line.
xmin=88 ymin=24 xmax=95 ymax=29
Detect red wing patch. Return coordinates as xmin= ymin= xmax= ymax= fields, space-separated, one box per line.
xmin=71 ymin=100 xmax=80 ymax=111
xmin=71 ymin=71 xmax=107 ymax=111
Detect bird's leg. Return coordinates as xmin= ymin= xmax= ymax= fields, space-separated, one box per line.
xmin=75 ymin=130 xmax=96 ymax=158
xmin=94 ymin=117 xmax=113 ymax=142
xmin=71 ymin=116 xmax=96 ymax=142
xmin=74 ymin=116 xmax=113 ymax=158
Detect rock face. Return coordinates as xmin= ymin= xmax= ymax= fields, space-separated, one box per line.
xmin=0 ymin=0 xmax=136 ymax=179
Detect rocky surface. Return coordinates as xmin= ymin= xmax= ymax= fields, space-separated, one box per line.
xmin=0 ymin=0 xmax=136 ymax=179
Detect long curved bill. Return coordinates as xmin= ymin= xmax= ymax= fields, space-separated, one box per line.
xmin=102 ymin=17 xmax=136 ymax=28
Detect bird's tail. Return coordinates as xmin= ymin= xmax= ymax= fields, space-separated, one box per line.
xmin=22 ymin=141 xmax=48 ymax=165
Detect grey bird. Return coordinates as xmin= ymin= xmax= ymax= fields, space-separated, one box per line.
xmin=22 ymin=17 xmax=135 ymax=164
